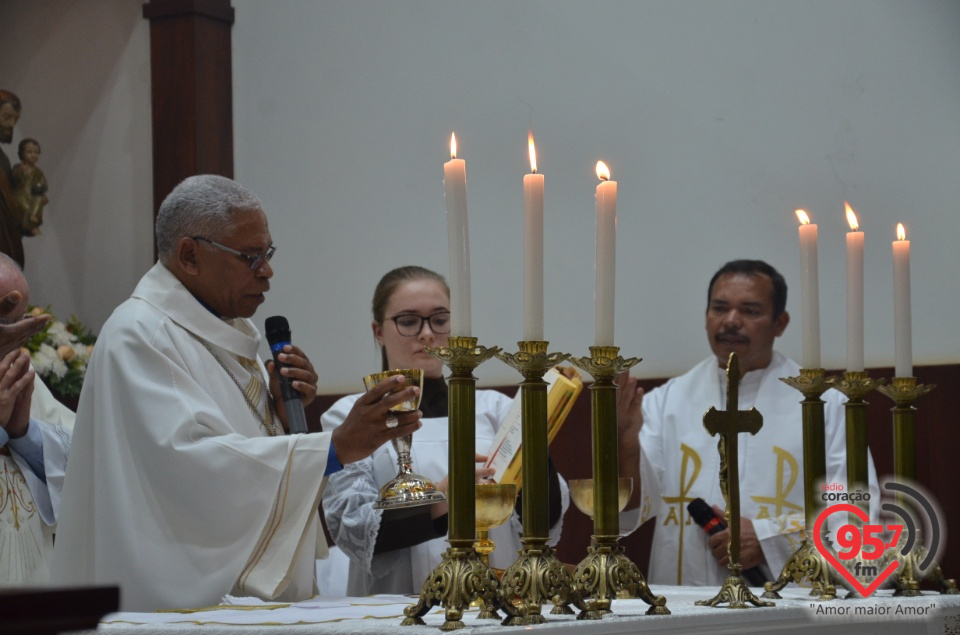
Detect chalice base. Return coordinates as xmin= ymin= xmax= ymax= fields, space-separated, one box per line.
xmin=375 ymin=471 xmax=446 ymax=510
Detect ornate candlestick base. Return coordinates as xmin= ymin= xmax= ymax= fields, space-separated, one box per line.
xmin=877 ymin=377 xmax=958 ymax=597
xmin=762 ymin=369 xmax=837 ymax=601
xmin=402 ymin=337 xmax=501 ymax=631
xmin=496 ymin=341 xmax=580 ymax=624
xmin=697 ymin=566 xmax=775 ymax=609
xmin=569 ymin=346 xmax=670 ymax=619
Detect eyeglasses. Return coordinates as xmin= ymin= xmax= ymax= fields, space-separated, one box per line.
xmin=388 ymin=311 xmax=451 ymax=337
xmin=193 ymin=236 xmax=276 ymax=271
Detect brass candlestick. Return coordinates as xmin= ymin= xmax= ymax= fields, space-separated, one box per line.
xmin=496 ymin=341 xmax=581 ymax=625
xmin=697 ymin=353 xmax=774 ymax=609
xmin=568 ymin=346 xmax=670 ymax=620
xmin=831 ymin=371 xmax=884 ymax=522
xmin=762 ymin=368 xmax=837 ymax=601
xmin=402 ymin=336 xmax=502 ymax=631
xmin=877 ymin=377 xmax=958 ymax=597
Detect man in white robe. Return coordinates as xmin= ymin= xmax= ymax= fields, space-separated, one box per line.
xmin=51 ymin=175 xmax=422 ymax=611
xmin=0 ymin=253 xmax=73 ymax=586
xmin=618 ymin=259 xmax=878 ymax=587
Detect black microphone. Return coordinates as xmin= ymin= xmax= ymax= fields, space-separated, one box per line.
xmin=265 ymin=315 xmax=308 ymax=435
xmin=687 ymin=497 xmax=768 ymax=587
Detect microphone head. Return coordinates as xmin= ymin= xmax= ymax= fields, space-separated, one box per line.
xmin=686 ymin=497 xmax=718 ymax=529
xmin=265 ymin=315 xmax=291 ymax=345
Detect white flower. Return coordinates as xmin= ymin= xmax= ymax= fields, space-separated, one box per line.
xmin=32 ymin=343 xmax=68 ymax=379
xmin=47 ymin=321 xmax=74 ymax=347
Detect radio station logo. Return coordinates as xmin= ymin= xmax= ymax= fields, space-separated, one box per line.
xmin=812 ymin=480 xmax=944 ymax=598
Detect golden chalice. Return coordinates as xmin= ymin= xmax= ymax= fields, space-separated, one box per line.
xmin=363 ymin=369 xmax=446 ymax=509
xmin=474 ymin=482 xmax=518 ymax=569
xmin=569 ymin=477 xmax=634 ymax=598
xmin=568 ymin=477 xmax=633 ymax=521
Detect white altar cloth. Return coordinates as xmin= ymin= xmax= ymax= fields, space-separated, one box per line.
xmin=79 ymin=586 xmax=959 ymax=635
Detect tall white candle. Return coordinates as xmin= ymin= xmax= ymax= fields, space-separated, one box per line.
xmin=893 ymin=223 xmax=912 ymax=378
xmin=845 ymin=202 xmax=864 ymax=372
xmin=523 ymin=133 xmax=544 ymax=341
xmin=796 ymin=210 xmax=821 ymax=369
xmin=444 ymin=133 xmax=471 ymax=336
xmin=594 ymin=161 xmax=617 ymax=346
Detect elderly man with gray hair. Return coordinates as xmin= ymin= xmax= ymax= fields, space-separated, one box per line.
xmin=52 ymin=175 xmax=423 ymax=611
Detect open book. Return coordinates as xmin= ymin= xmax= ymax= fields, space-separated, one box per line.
xmin=484 ymin=366 xmax=583 ymax=488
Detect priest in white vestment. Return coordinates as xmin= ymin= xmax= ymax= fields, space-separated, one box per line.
xmin=50 ymin=175 xmax=423 ymax=611
xmin=618 ymin=260 xmax=878 ymax=587
xmin=0 ymin=253 xmax=73 ymax=586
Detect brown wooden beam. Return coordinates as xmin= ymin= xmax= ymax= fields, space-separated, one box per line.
xmin=142 ymin=0 xmax=235 ymax=257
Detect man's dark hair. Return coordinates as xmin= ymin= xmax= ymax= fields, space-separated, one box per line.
xmin=0 ymin=90 xmax=22 ymax=113
xmin=707 ymin=259 xmax=787 ymax=318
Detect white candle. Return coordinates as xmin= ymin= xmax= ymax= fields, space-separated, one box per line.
xmin=443 ymin=133 xmax=471 ymax=336
xmin=594 ymin=161 xmax=617 ymax=346
xmin=796 ymin=210 xmax=821 ymax=369
xmin=523 ymin=133 xmax=544 ymax=341
xmin=893 ymin=223 xmax=912 ymax=378
xmin=845 ymin=202 xmax=864 ymax=372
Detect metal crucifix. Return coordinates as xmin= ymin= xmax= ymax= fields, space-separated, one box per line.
xmin=696 ymin=352 xmax=774 ymax=609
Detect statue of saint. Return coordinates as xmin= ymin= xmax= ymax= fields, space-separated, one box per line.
xmin=0 ymin=89 xmax=26 ymax=267
xmin=12 ymin=138 xmax=49 ymax=236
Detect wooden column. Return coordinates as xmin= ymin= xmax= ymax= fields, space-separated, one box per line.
xmin=142 ymin=0 xmax=235 ymax=255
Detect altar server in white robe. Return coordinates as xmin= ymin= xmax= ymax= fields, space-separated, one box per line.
xmin=618 ymin=259 xmax=878 ymax=587
xmin=0 ymin=253 xmax=73 ymax=587
xmin=51 ymin=175 xmax=422 ymax=611
xmin=322 ymin=266 xmax=569 ymax=595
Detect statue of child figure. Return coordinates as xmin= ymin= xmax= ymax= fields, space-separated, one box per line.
xmin=12 ymin=137 xmax=48 ymax=236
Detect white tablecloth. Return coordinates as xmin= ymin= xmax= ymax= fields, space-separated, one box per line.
xmin=78 ymin=586 xmax=960 ymax=635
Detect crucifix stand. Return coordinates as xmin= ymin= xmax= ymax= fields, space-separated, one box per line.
xmin=696 ymin=353 xmax=775 ymax=609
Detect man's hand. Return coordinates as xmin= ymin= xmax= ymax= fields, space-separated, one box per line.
xmin=0 ymin=349 xmax=35 ymax=439
xmin=616 ymin=371 xmax=644 ymax=511
xmin=0 ymin=292 xmax=49 ymax=358
xmin=707 ymin=504 xmax=765 ymax=569
xmin=266 ymin=344 xmax=318 ymax=428
xmin=331 ymin=374 xmax=423 ymax=465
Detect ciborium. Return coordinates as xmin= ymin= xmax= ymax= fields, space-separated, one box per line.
xmin=363 ymin=369 xmax=446 ymax=509
xmin=472 ymin=482 xmax=518 ymax=620
xmin=568 ymin=478 xmax=633 ymax=524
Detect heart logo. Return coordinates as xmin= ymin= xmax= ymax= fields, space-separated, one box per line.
xmin=812 ymin=503 xmax=899 ymax=597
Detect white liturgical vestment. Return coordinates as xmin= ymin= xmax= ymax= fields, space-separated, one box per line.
xmin=622 ymin=352 xmax=878 ymax=587
xmin=51 ymin=263 xmax=333 ymax=611
xmin=322 ymin=390 xmax=569 ymax=596
xmin=0 ymin=377 xmax=72 ymax=586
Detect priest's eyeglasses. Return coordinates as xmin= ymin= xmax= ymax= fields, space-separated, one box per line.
xmin=193 ymin=236 xmax=276 ymax=271
xmin=388 ymin=311 xmax=451 ymax=337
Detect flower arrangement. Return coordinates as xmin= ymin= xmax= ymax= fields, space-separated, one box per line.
xmin=23 ymin=306 xmax=97 ymax=398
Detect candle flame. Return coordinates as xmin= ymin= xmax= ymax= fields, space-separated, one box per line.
xmin=528 ymin=133 xmax=538 ymax=174
xmin=450 ymin=132 xmax=458 ymax=159
xmin=897 ymin=223 xmax=906 ymax=241
xmin=796 ymin=209 xmax=811 ymax=225
xmin=845 ymin=202 xmax=859 ymax=231
xmin=596 ymin=161 xmax=610 ymax=181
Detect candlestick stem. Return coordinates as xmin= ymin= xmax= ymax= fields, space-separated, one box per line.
xmin=832 ymin=371 xmax=883 ymax=525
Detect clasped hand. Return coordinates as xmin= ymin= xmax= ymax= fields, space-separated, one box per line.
xmin=0 ymin=349 xmax=35 ymax=439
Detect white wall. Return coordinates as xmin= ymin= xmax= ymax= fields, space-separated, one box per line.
xmin=233 ymin=0 xmax=960 ymax=392
xmin=4 ymin=2 xmax=958 ymax=395
xmin=0 ymin=1 xmax=154 ymax=331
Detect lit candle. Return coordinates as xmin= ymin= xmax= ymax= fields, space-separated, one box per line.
xmin=443 ymin=133 xmax=471 ymax=336
xmin=893 ymin=223 xmax=912 ymax=378
xmin=594 ymin=161 xmax=617 ymax=346
xmin=845 ymin=202 xmax=864 ymax=372
xmin=796 ymin=210 xmax=821 ymax=369
xmin=523 ymin=133 xmax=544 ymax=341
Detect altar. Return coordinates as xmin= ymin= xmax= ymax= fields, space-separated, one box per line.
xmin=76 ymin=586 xmax=959 ymax=635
